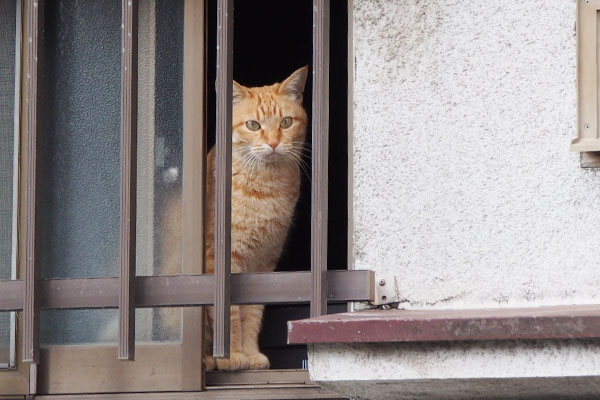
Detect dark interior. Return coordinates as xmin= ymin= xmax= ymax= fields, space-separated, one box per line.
xmin=206 ymin=0 xmax=349 ymax=369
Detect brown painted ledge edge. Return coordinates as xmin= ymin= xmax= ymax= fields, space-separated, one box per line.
xmin=287 ymin=304 xmax=600 ymax=344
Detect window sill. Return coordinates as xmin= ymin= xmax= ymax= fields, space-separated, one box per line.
xmin=287 ymin=305 xmax=600 ymax=344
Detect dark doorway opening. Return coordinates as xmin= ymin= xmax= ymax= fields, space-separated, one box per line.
xmin=206 ymin=0 xmax=348 ymax=370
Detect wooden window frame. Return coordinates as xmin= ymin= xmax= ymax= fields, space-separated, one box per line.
xmin=0 ymin=0 xmax=374 ymax=395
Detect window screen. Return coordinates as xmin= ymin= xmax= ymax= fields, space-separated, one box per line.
xmin=0 ymin=0 xmax=18 ymax=368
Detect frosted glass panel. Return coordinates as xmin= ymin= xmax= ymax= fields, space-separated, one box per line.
xmin=0 ymin=313 xmax=10 ymax=366
xmin=41 ymin=310 xmax=117 ymax=346
xmin=40 ymin=0 xmax=185 ymax=346
xmin=0 ymin=0 xmax=17 ymax=367
xmin=0 ymin=0 xmax=16 ymax=280
xmin=136 ymin=0 xmax=184 ymax=342
xmin=136 ymin=0 xmax=184 ymax=278
xmin=39 ymin=0 xmax=121 ymax=280
xmin=38 ymin=0 xmax=121 ymax=346
xmin=40 ymin=309 xmax=180 ymax=345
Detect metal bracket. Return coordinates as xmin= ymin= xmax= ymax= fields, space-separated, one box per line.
xmin=372 ymin=273 xmax=399 ymax=305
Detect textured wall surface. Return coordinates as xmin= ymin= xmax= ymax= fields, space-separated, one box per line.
xmin=309 ymin=342 xmax=600 ymax=399
xmin=352 ymin=0 xmax=589 ymax=311
xmin=310 ymin=0 xmax=600 ymax=398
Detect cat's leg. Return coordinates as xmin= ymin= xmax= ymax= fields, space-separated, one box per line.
xmin=204 ymin=307 xmax=215 ymax=371
xmin=210 ymin=305 xmax=248 ymax=371
xmin=241 ymin=304 xmax=270 ymax=370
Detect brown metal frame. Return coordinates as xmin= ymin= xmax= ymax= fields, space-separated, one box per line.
xmin=23 ymin=0 xmax=43 ymax=366
xmin=213 ymin=0 xmax=234 ymax=359
xmin=6 ymin=0 xmax=206 ymax=394
xmin=0 ymin=271 xmax=374 ymax=311
xmin=182 ymin=0 xmax=207 ymax=388
xmin=118 ymin=0 xmax=139 ymax=362
xmin=2 ymin=1 xmax=35 ymax=395
xmin=311 ymin=0 xmax=330 ymax=318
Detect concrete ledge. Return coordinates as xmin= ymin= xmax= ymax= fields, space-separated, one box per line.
xmin=307 ymin=341 xmax=600 ymax=399
xmin=316 ymin=377 xmax=600 ymax=400
xmin=288 ymin=305 xmax=600 ymax=344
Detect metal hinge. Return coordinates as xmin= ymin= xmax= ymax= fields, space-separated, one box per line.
xmin=371 ymin=273 xmax=400 ymax=306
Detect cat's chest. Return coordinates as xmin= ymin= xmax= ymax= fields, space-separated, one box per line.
xmin=230 ymin=174 xmax=299 ymax=237
xmin=231 ymin=181 xmax=298 ymax=220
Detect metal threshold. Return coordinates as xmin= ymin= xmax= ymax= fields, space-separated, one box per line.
xmin=34 ymin=385 xmax=346 ymax=400
xmin=32 ymin=370 xmax=347 ymax=399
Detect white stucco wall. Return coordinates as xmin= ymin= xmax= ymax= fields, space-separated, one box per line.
xmin=351 ymin=0 xmax=595 ymax=310
xmin=310 ymin=0 xmax=600 ymax=398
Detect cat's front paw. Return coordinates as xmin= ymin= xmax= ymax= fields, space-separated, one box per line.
xmin=247 ymin=352 xmax=270 ymax=370
xmin=204 ymin=355 xmax=216 ymax=371
xmin=216 ymin=352 xmax=249 ymax=371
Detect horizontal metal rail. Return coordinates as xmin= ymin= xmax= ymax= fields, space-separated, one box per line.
xmin=0 ymin=270 xmax=374 ymax=311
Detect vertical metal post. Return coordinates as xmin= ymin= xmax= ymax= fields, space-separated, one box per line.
xmin=118 ymin=0 xmax=138 ymax=361
xmin=10 ymin=0 xmax=23 ymax=369
xmin=213 ymin=0 xmax=233 ymax=358
xmin=311 ymin=0 xmax=330 ymax=318
xmin=23 ymin=0 xmax=43 ymax=364
xmin=182 ymin=0 xmax=206 ymax=388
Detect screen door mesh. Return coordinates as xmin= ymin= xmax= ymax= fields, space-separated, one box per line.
xmin=0 ymin=0 xmax=17 ymax=363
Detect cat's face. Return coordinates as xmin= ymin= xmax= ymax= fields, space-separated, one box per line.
xmin=231 ymin=66 xmax=308 ymax=166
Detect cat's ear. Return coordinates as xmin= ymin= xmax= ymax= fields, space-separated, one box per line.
xmin=232 ymin=80 xmax=248 ymax=104
xmin=279 ymin=66 xmax=308 ymax=103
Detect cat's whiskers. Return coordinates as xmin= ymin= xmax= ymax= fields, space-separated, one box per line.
xmin=241 ymin=152 xmax=260 ymax=175
xmin=235 ymin=148 xmax=265 ymax=184
xmin=233 ymin=147 xmax=254 ymax=164
xmin=234 ymin=148 xmax=254 ymax=171
xmin=284 ymin=146 xmax=311 ymax=182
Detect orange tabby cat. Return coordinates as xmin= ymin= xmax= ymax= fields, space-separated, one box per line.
xmin=204 ymin=66 xmax=309 ymax=371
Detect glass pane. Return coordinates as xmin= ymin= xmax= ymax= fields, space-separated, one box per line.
xmin=0 ymin=313 xmax=10 ymax=366
xmin=39 ymin=0 xmax=185 ymax=346
xmin=38 ymin=0 xmax=121 ymax=346
xmin=41 ymin=310 xmax=116 ymax=346
xmin=39 ymin=0 xmax=121 ymax=280
xmin=0 ymin=0 xmax=18 ymax=368
xmin=136 ymin=0 xmax=184 ymax=278
xmin=135 ymin=0 xmax=184 ymax=343
xmin=40 ymin=308 xmax=180 ymax=345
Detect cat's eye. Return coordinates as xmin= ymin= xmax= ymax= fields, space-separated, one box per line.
xmin=280 ymin=117 xmax=293 ymax=129
xmin=246 ymin=120 xmax=261 ymax=131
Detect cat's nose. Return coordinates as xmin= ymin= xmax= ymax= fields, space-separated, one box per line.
xmin=267 ymin=140 xmax=279 ymax=150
